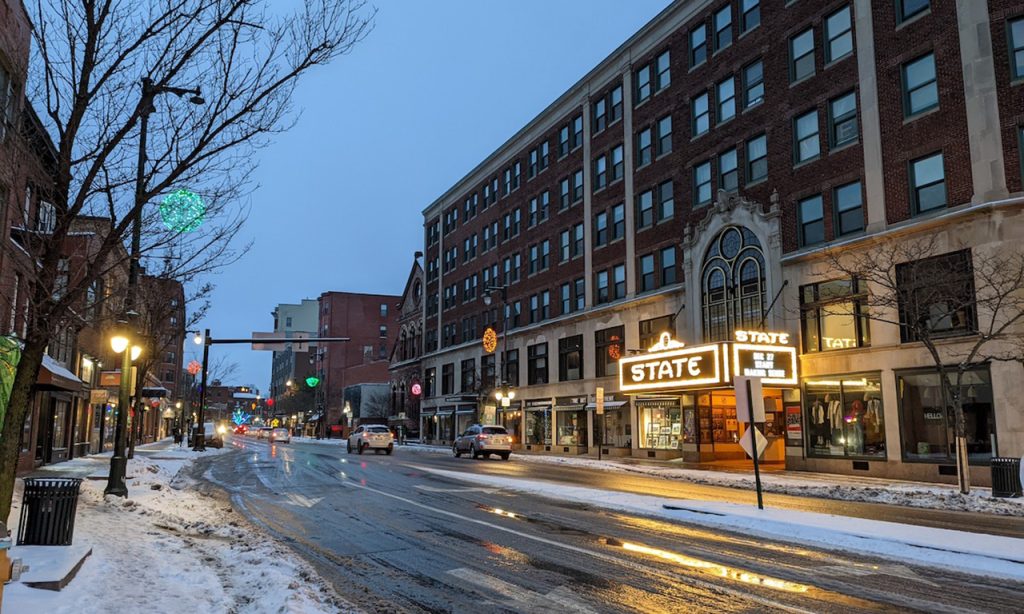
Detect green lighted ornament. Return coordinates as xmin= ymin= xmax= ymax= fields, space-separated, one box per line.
xmin=160 ymin=189 xmax=206 ymax=233
xmin=305 ymin=376 xmax=321 ymax=388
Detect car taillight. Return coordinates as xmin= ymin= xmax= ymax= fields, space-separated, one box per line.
xmin=477 ymin=434 xmax=487 ymax=440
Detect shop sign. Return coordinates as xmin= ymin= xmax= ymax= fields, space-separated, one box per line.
xmin=731 ymin=330 xmax=798 ymax=385
xmin=785 ymin=405 xmax=803 ymax=442
xmin=90 ymin=389 xmax=109 ymax=404
xmin=619 ymin=342 xmax=723 ymax=392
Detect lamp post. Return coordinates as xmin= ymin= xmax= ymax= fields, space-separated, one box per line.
xmin=104 ymin=324 xmax=143 ymax=497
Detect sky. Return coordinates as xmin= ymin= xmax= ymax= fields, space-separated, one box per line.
xmin=193 ymin=0 xmax=673 ymax=391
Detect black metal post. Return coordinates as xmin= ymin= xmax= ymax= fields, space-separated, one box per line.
xmin=746 ymin=378 xmax=764 ymax=510
xmin=104 ymin=344 xmax=133 ymax=496
xmin=193 ymin=328 xmax=210 ymax=451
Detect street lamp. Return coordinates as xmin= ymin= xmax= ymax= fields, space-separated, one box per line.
xmin=105 ymin=321 xmax=142 ymax=497
xmin=494 ymin=384 xmax=516 ymax=408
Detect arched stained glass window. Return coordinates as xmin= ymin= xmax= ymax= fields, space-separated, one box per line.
xmin=701 ymin=226 xmax=766 ymax=341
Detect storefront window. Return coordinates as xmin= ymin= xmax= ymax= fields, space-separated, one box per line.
xmin=804 ymin=373 xmax=885 ymax=458
xmin=638 ymin=400 xmax=681 ymax=449
xmin=596 ymin=406 xmax=631 ymax=447
xmin=525 ymin=406 xmax=551 ymax=445
xmin=897 ymin=366 xmax=993 ymax=464
xmin=556 ymin=409 xmax=587 ymax=446
xmin=500 ymin=410 xmax=522 ymax=443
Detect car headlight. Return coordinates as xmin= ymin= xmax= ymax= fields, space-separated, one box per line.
xmin=217 ymin=426 xmax=227 ymax=434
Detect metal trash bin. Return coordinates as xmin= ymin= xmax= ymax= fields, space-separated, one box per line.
xmin=17 ymin=477 xmax=83 ymax=545
xmin=990 ymin=457 xmax=1023 ymax=498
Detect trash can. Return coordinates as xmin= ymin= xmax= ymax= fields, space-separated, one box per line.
xmin=990 ymin=457 xmax=1022 ymax=498
xmin=17 ymin=477 xmax=83 ymax=545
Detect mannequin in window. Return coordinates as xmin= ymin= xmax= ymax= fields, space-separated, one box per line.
xmin=847 ymin=398 xmax=864 ymax=454
xmin=810 ymin=396 xmax=826 ymax=447
xmin=826 ymin=394 xmax=843 ymax=446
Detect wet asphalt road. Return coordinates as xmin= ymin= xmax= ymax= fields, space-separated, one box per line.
xmin=197 ymin=438 xmax=1024 ymax=613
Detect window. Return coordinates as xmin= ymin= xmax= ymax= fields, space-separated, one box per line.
xmin=692 ymin=92 xmax=710 ymax=136
xmin=717 ymin=78 xmax=735 ymax=122
xmin=690 ymin=24 xmax=707 ymax=67
xmin=658 ymin=181 xmax=674 ymax=221
xmin=613 ymin=264 xmax=626 ymax=299
xmin=794 ymin=110 xmax=820 ymax=163
xmin=897 ymin=366 xmax=992 ymax=464
xmin=481 ymin=354 xmax=496 ymax=389
xmin=610 ymin=145 xmax=624 ymax=181
xmin=442 ymin=363 xmax=454 ymax=395
xmin=559 ymin=125 xmax=570 ymax=157
xmin=701 ymin=226 xmax=765 ymax=341
xmin=573 ymin=223 xmax=584 ymax=258
xmin=596 ymin=270 xmax=610 ymax=304
xmin=742 ymin=60 xmax=763 ymax=109
xmin=740 ymin=0 xmax=759 ymax=33
xmin=714 ymin=5 xmax=732 ymax=51
xmin=746 ymin=134 xmax=767 ymax=184
xmin=655 ymin=116 xmax=671 ymax=155
xmin=529 ymin=148 xmax=539 ymax=178
xmin=639 ymin=254 xmax=656 ymax=292
xmin=593 ymin=97 xmax=607 ymax=133
xmin=461 ymin=359 xmax=476 ymax=392
xmin=529 ymin=193 xmax=549 ymax=226
xmin=561 ymin=282 xmax=571 ymax=314
xmin=560 ymin=229 xmax=570 ymax=262
xmin=504 ymin=349 xmax=519 ymax=386
xmin=790 ymin=28 xmax=815 ymax=82
xmin=896 ymin=249 xmax=975 ymax=342
xmin=661 ymin=246 xmax=677 ymax=285
xmin=594 ymin=211 xmax=608 ymax=247
xmin=896 ymin=0 xmax=929 ymax=24
xmin=639 ymin=316 xmax=673 ymax=349
xmin=655 ymin=51 xmax=670 ymax=90
xmin=594 ymin=154 xmax=608 ymax=190
xmin=574 ymin=278 xmax=585 ymax=311
xmin=572 ymin=114 xmax=583 ymax=150
xmin=798 ymin=195 xmax=825 ymax=246
xmin=527 ymin=343 xmax=548 ymax=385
xmin=1011 ymin=18 xmax=1024 ymax=80
xmin=805 ymin=373 xmax=885 ymax=458
xmin=719 ymin=148 xmax=738 ymax=192
xmin=834 ymin=181 xmax=863 ymax=235
xmin=540 ymin=142 xmax=550 ymax=170
xmin=379 ymin=325 xmax=388 ymax=338
xmin=636 ymin=64 xmax=652 ymax=103
xmin=560 ymin=177 xmax=571 ymax=209
xmin=572 ymin=169 xmax=584 ymax=202
xmin=800 ymin=279 xmax=870 ymax=353
xmin=595 ymin=326 xmax=624 ymax=378
xmin=909 ymin=152 xmax=946 ymax=213
xmin=558 ymin=335 xmax=583 ymax=381
xmin=902 ymin=53 xmax=938 ymax=117
xmin=829 ymin=91 xmax=858 ymax=147
xmin=825 ymin=6 xmax=853 ymax=63
xmin=637 ymin=190 xmax=654 ymax=229
xmin=611 ymin=203 xmax=625 ymax=240
xmin=637 ymin=128 xmax=653 ymax=166
xmin=694 ymin=161 xmax=712 ymax=206
xmin=610 ymin=85 xmax=622 ymax=123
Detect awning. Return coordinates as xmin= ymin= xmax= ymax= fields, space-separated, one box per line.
xmin=554 ymin=404 xmax=586 ymax=412
xmin=306 ymin=413 xmax=322 ymax=422
xmin=36 ymin=355 xmax=84 ymax=393
xmin=584 ymin=400 xmax=628 ymax=410
xmin=524 ymin=404 xmax=550 ymax=412
xmin=142 ymin=386 xmax=169 ymax=398
xmin=420 ymin=408 xmax=437 ymax=416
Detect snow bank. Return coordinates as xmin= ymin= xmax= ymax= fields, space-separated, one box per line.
xmin=3 ymin=443 xmax=354 ymax=614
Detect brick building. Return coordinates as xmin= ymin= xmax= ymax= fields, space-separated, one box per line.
xmin=387 ymin=257 xmax=425 ymax=437
xmin=316 ymin=291 xmax=400 ymax=429
xmin=418 ymin=0 xmax=1024 ymax=485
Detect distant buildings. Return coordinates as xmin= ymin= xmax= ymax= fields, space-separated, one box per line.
xmin=269 ymin=299 xmax=318 ymax=400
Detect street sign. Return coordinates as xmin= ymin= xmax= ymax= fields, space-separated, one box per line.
xmin=291 ymin=331 xmax=310 ymax=353
xmin=251 ymin=332 xmax=287 ymax=351
xmin=595 ymin=387 xmax=605 ymax=415
xmin=739 ymin=426 xmax=768 ymax=460
xmin=734 ymin=376 xmax=765 ymax=422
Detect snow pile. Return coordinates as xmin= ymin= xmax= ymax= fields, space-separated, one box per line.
xmin=3 ymin=444 xmax=354 ymax=614
xmin=400 ymin=444 xmax=1024 ymax=516
xmin=411 ymin=464 xmax=1024 ymax=582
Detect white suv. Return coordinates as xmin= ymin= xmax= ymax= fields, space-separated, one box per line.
xmin=348 ymin=425 xmax=394 ymax=455
xmin=454 ymin=425 xmax=512 ymax=460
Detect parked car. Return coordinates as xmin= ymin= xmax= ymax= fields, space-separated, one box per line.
xmin=257 ymin=427 xmax=272 ymax=440
xmin=347 ymin=425 xmax=394 ymax=454
xmin=189 ymin=421 xmax=223 ymax=449
xmin=454 ymin=425 xmax=511 ymax=460
xmin=269 ymin=427 xmax=291 ymax=444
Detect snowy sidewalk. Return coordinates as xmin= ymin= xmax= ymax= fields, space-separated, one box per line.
xmin=391 ymin=443 xmax=1024 ymax=517
xmin=411 ymin=464 xmax=1024 ymax=582
xmin=2 ymin=440 xmax=354 ymax=614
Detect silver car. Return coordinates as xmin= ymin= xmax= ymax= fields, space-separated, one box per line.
xmin=454 ymin=425 xmax=512 ymax=460
xmin=348 ymin=425 xmax=394 ymax=454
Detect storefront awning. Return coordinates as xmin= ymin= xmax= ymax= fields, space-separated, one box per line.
xmin=36 ymin=355 xmax=84 ymax=393
xmin=142 ymin=386 xmax=169 ymax=398
xmin=554 ymin=404 xmax=586 ymax=412
xmin=420 ymin=408 xmax=436 ymax=416
xmin=584 ymin=400 xmax=628 ymax=410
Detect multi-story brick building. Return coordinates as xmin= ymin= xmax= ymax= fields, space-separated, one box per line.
xmin=316 ymin=291 xmax=399 ymax=429
xmin=387 ymin=257 xmax=425 ymax=438
xmin=419 ymin=0 xmax=1024 ymax=485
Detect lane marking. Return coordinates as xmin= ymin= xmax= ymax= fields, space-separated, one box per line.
xmin=447 ymin=567 xmax=598 ymax=613
xmin=414 ymin=485 xmax=499 ymax=494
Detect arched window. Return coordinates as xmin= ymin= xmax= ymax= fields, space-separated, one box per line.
xmin=701 ymin=226 xmax=766 ymax=341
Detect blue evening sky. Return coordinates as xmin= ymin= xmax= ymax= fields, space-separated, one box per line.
xmin=195 ymin=0 xmax=672 ymax=390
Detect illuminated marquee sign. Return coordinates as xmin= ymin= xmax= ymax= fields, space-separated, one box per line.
xmin=618 ymin=331 xmax=797 ymax=393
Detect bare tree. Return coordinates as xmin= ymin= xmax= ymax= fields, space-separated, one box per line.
xmin=0 ymin=0 xmax=374 ymax=520
xmin=820 ymin=234 xmax=1024 ymax=493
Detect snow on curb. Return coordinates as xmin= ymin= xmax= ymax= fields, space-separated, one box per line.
xmin=3 ymin=446 xmax=355 ymax=614
xmin=410 ymin=465 xmax=1024 ymax=582
xmin=396 ymin=444 xmax=1024 ymax=516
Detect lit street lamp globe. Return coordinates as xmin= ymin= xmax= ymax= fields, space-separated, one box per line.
xmin=160 ymin=189 xmax=206 ymax=233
